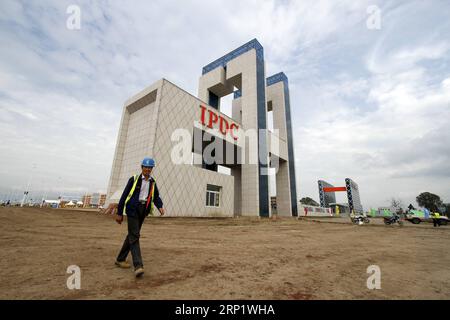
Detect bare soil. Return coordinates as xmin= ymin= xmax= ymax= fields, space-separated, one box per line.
xmin=0 ymin=207 xmax=449 ymax=299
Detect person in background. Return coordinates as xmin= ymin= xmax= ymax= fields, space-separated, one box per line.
xmin=431 ymin=211 xmax=441 ymax=228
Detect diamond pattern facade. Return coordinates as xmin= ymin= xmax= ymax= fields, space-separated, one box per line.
xmin=107 ymin=79 xmax=234 ymax=217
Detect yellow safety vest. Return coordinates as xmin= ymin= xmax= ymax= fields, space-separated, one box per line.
xmin=124 ymin=175 xmax=156 ymax=216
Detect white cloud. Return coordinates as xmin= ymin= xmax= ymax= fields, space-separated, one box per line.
xmin=0 ymin=0 xmax=449 ymax=209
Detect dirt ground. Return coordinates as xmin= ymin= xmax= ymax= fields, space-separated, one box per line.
xmin=0 ymin=207 xmax=449 ymax=300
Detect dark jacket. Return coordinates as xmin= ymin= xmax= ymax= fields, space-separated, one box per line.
xmin=117 ymin=175 xmax=163 ymax=217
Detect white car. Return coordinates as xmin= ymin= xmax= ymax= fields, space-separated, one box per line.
xmin=406 ymin=212 xmax=448 ymax=225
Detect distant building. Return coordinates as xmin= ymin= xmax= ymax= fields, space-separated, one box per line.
xmin=99 ymin=194 xmax=106 ymax=207
xmin=81 ymin=194 xmax=91 ymax=208
xmin=91 ymin=193 xmax=100 ymax=207
xmin=81 ymin=193 xmax=106 ymax=208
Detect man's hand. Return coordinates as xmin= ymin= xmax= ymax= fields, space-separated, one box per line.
xmin=103 ymin=203 xmax=118 ymax=215
xmin=159 ymin=208 xmax=165 ymax=216
xmin=115 ymin=214 xmax=124 ymax=224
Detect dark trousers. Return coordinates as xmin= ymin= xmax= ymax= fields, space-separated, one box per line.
xmin=433 ymin=218 xmax=441 ymax=227
xmin=117 ymin=203 xmax=147 ymax=269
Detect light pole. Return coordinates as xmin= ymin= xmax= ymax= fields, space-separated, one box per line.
xmin=57 ymin=176 xmax=62 ymax=208
xmin=40 ymin=181 xmax=48 ymax=208
xmin=21 ymin=163 xmax=36 ymax=207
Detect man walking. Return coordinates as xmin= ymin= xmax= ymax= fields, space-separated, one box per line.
xmin=114 ymin=157 xmax=165 ymax=277
xmin=432 ymin=211 xmax=441 ymax=228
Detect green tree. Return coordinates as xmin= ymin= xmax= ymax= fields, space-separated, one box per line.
xmin=300 ymin=197 xmax=319 ymax=206
xmin=416 ymin=192 xmax=443 ymax=212
xmin=442 ymin=203 xmax=450 ymax=217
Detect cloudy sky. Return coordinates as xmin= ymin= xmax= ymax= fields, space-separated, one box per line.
xmin=0 ymin=0 xmax=449 ymax=208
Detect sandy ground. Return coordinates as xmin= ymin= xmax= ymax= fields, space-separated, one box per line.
xmin=0 ymin=207 xmax=449 ymax=300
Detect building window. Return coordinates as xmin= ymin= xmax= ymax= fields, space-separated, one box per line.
xmin=206 ymin=184 xmax=221 ymax=207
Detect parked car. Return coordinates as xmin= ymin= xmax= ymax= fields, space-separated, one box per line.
xmin=405 ymin=210 xmax=448 ymax=225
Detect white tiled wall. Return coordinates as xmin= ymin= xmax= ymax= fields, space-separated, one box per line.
xmin=118 ymin=101 xmax=157 ymax=185
xmin=152 ymin=80 xmax=234 ymax=217
xmin=107 ymin=79 xmax=235 ymax=217
xmin=227 ymin=50 xmax=265 ymax=216
xmin=266 ymin=80 xmax=293 ymax=216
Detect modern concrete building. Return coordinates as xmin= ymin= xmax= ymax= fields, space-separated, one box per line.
xmin=106 ymin=39 xmax=298 ymax=217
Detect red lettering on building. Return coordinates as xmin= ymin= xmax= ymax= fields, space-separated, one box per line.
xmin=200 ymin=105 xmax=207 ymax=125
xmin=200 ymin=105 xmax=239 ymax=141
xmin=219 ymin=116 xmax=229 ymax=135
xmin=207 ymin=110 xmax=218 ymax=129
xmin=230 ymin=123 xmax=239 ymax=140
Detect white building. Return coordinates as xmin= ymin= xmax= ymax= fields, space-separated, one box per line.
xmin=106 ymin=39 xmax=298 ymax=217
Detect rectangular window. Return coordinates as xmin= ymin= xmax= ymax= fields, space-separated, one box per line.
xmin=209 ymin=192 xmax=214 ymax=206
xmin=215 ymin=193 xmax=220 ymax=207
xmin=206 ymin=184 xmax=221 ymax=207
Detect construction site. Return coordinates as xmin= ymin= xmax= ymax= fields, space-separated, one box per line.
xmin=1 ymin=206 xmax=449 ymax=300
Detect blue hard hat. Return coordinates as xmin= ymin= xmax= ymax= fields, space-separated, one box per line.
xmin=141 ymin=157 xmax=155 ymax=167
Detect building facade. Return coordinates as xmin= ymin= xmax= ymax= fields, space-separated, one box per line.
xmin=81 ymin=194 xmax=91 ymax=207
xmin=106 ymin=39 xmax=298 ymax=217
